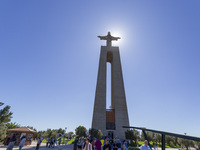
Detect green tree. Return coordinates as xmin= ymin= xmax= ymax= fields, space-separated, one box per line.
xmin=68 ymin=132 xmax=74 ymax=139
xmin=6 ymin=122 xmax=20 ymax=129
xmin=125 ymin=130 xmax=134 ymax=145
xmin=178 ymin=138 xmax=194 ymax=149
xmin=133 ymin=130 xmax=140 ymax=142
xmin=153 ymin=133 xmax=162 ymax=143
xmin=125 ymin=129 xmax=140 ymax=145
xmin=57 ymin=128 xmax=65 ymax=135
xmin=37 ymin=130 xmax=47 ymax=139
xmin=75 ymin=126 xmax=87 ymax=137
xmin=0 ymin=105 xmax=13 ymax=124
xmin=89 ymin=128 xmax=103 ymax=139
xmin=0 ymin=123 xmax=7 ymax=142
xmin=51 ymin=130 xmax=58 ymax=138
xmin=27 ymin=126 xmax=37 ymax=131
xmin=96 ymin=130 xmax=103 ymax=139
xmin=165 ymin=135 xmax=173 ymax=146
xmin=141 ymin=131 xmax=153 ymax=142
xmin=0 ymin=105 xmax=13 ymax=142
xmin=171 ymin=137 xmax=178 ymax=146
xmin=46 ymin=129 xmax=52 ymax=138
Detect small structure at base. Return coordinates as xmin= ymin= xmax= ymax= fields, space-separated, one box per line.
xmin=6 ymin=127 xmax=37 ymax=146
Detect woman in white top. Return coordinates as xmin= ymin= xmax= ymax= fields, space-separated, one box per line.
xmin=83 ymin=138 xmax=92 ymax=150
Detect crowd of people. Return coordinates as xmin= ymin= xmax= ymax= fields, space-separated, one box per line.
xmin=3 ymin=134 xmax=200 ymax=150
xmin=35 ymin=137 xmax=43 ymax=150
xmin=6 ymin=134 xmax=26 ymax=150
xmin=73 ymin=137 xmax=200 ymax=150
xmin=74 ymin=137 xmax=134 ymax=150
xmin=46 ymin=137 xmax=56 ymax=148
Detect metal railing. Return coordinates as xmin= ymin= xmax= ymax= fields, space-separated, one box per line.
xmin=123 ymin=126 xmax=200 ymax=150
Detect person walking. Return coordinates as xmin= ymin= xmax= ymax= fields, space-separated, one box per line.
xmin=49 ymin=138 xmax=53 ymax=148
xmin=46 ymin=137 xmax=50 ymax=147
xmin=140 ymin=140 xmax=151 ymax=150
xmin=7 ymin=134 xmax=16 ymax=150
xmin=74 ymin=137 xmax=78 ymax=150
xmin=19 ymin=136 xmax=26 ymax=150
xmin=83 ymin=138 xmax=93 ymax=150
xmin=52 ymin=138 xmax=55 ymax=148
xmin=49 ymin=137 xmax=53 ymax=148
xmin=59 ymin=138 xmax=61 ymax=146
xmin=5 ymin=136 xmax=11 ymax=145
xmin=35 ymin=137 xmax=42 ymax=150
xmin=95 ymin=139 xmax=102 ymax=150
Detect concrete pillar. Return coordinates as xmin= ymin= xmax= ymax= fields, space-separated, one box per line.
xmin=92 ymin=46 xmax=129 ymax=140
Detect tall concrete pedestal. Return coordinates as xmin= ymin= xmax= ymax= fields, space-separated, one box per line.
xmin=92 ymin=32 xmax=129 ymax=140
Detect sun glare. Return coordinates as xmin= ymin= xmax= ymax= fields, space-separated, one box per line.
xmin=110 ymin=30 xmax=124 ymax=47
xmin=99 ymin=23 xmax=132 ymax=52
xmin=105 ymin=27 xmax=133 ymax=55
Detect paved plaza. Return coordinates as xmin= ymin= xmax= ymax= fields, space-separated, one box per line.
xmin=0 ymin=141 xmax=196 ymax=150
xmin=0 ymin=142 xmax=73 ymax=150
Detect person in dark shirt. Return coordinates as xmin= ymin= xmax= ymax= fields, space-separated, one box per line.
xmin=112 ymin=141 xmax=118 ymax=150
xmin=6 ymin=134 xmax=16 ymax=150
xmin=35 ymin=137 xmax=42 ymax=150
xmin=74 ymin=137 xmax=78 ymax=150
xmin=103 ymin=140 xmax=111 ymax=150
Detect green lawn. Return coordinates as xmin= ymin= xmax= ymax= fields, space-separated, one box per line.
xmin=138 ymin=141 xmax=181 ymax=148
xmin=42 ymin=139 xmax=75 ymax=144
xmin=99 ymin=140 xmax=181 ymax=149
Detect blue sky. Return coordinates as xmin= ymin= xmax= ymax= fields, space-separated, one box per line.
xmin=0 ymin=1 xmax=200 ymax=137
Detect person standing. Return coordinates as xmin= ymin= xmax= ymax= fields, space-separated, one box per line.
xmin=153 ymin=142 xmax=156 ymax=150
xmin=74 ymin=137 xmax=78 ymax=150
xmin=95 ymin=139 xmax=102 ymax=150
xmin=59 ymin=138 xmax=61 ymax=146
xmin=117 ymin=140 xmax=121 ymax=150
xmin=7 ymin=134 xmax=16 ymax=150
xmin=155 ymin=142 xmax=158 ymax=150
xmin=49 ymin=138 xmax=53 ymax=148
xmin=83 ymin=138 xmax=93 ymax=150
xmin=112 ymin=141 xmax=118 ymax=150
xmin=123 ymin=141 xmax=127 ymax=150
xmin=91 ymin=139 xmax=95 ymax=150
xmin=52 ymin=138 xmax=55 ymax=148
xmin=137 ymin=141 xmax=139 ymax=148
xmin=19 ymin=136 xmax=26 ymax=150
xmin=46 ymin=137 xmax=50 ymax=147
xmin=5 ymin=136 xmax=11 ymax=145
xmin=140 ymin=140 xmax=151 ymax=150
xmin=35 ymin=137 xmax=42 ymax=150
xmin=103 ymin=140 xmax=111 ymax=150
xmin=194 ymin=144 xmax=199 ymax=150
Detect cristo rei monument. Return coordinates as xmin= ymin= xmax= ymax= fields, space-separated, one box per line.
xmin=92 ymin=32 xmax=129 ymax=140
